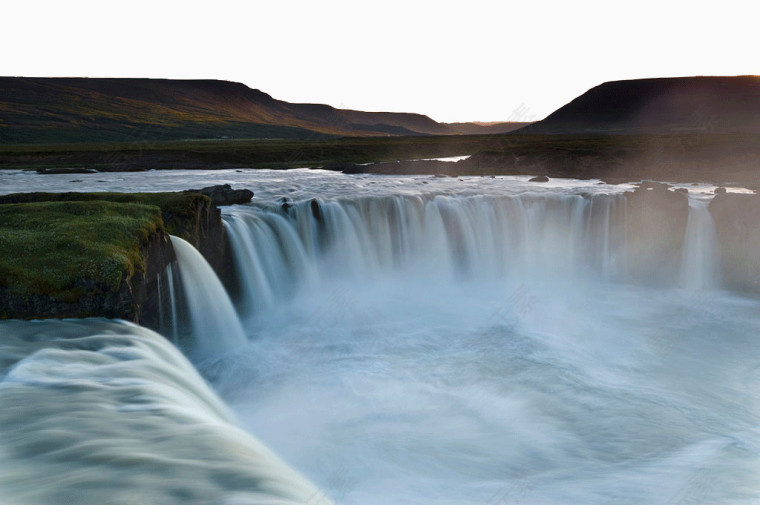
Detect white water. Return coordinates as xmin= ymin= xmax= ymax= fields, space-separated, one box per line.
xmin=170 ymin=235 xmax=247 ymax=356
xmin=1 ymin=170 xmax=758 ymax=504
xmin=0 ymin=319 xmax=331 ymax=505
xmin=679 ymin=198 xmax=720 ymax=290
xmin=224 ymin=194 xmax=630 ymax=317
xmin=213 ymin=186 xmax=759 ymax=504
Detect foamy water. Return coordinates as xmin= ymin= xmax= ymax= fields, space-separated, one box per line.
xmin=1 ymin=169 xmax=759 ymax=504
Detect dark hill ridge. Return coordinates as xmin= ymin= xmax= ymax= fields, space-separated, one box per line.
xmin=518 ymin=76 xmax=760 ymax=134
xmin=0 ymin=77 xmax=527 ymax=144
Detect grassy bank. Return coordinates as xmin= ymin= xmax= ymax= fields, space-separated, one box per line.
xmin=0 ymin=192 xmax=213 ymax=312
xmin=3 ymin=133 xmax=760 ymax=184
xmin=2 ymin=132 xmax=759 ymax=188
xmin=0 ymin=201 xmax=163 ymax=303
xmin=0 ymin=192 xmax=212 ymax=237
xmin=0 ymin=134 xmax=510 ymax=171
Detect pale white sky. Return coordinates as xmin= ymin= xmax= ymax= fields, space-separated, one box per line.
xmin=2 ymin=0 xmax=756 ymax=123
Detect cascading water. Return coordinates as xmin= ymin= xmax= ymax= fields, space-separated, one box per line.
xmin=679 ymin=197 xmax=721 ymax=290
xmin=170 ymin=235 xmax=247 ymax=355
xmin=0 ymin=169 xmax=756 ymax=505
xmin=223 ymin=193 xmax=631 ymax=316
xmin=212 ymin=188 xmax=759 ymax=505
xmin=0 ymin=319 xmax=332 ymax=505
xmin=157 ymin=262 xmax=181 ymax=343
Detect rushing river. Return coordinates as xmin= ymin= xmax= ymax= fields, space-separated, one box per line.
xmin=1 ymin=169 xmax=759 ymax=504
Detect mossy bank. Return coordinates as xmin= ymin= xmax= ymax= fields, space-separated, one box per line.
xmin=0 ymin=191 xmax=231 ymax=325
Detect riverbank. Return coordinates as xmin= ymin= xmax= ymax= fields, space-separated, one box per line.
xmin=0 ymin=189 xmax=243 ymax=324
xmin=3 ymin=133 xmax=760 ymax=185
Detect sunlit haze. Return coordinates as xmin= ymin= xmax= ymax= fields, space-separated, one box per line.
xmin=3 ymin=0 xmax=757 ymax=122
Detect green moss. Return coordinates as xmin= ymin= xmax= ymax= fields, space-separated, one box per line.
xmin=0 ymin=201 xmax=163 ymax=302
xmin=0 ymin=191 xmax=210 ymax=240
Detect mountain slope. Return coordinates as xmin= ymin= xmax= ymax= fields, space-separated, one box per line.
xmin=0 ymin=77 xmax=521 ymax=144
xmin=518 ymin=76 xmax=760 ymax=134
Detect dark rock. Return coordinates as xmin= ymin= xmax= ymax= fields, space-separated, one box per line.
xmin=185 ymin=184 xmax=253 ymax=206
xmin=310 ymin=199 xmax=322 ymax=221
xmin=529 ymin=175 xmax=550 ymax=182
xmin=36 ymin=167 xmax=97 ymax=174
xmin=714 ymin=186 xmax=727 ymax=194
xmin=279 ymin=197 xmax=294 ymax=214
xmin=674 ymin=187 xmax=689 ymax=193
xmin=637 ymin=181 xmax=671 ymax=192
xmin=322 ymin=162 xmax=363 ymax=173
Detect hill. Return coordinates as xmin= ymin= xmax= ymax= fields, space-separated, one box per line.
xmin=0 ymin=77 xmax=525 ymax=144
xmin=518 ymin=76 xmax=760 ymax=134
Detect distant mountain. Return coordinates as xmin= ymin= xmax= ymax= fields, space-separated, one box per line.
xmin=444 ymin=122 xmax=528 ymax=135
xmin=518 ymin=76 xmax=760 ymax=134
xmin=0 ymin=77 xmax=524 ymax=144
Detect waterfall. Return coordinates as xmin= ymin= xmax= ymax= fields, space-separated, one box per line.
xmin=0 ymin=319 xmax=331 ymax=505
xmin=223 ymin=193 xmax=631 ymax=317
xmin=679 ymin=198 xmax=721 ymax=290
xmin=170 ymin=235 xmax=247 ymax=355
xmin=157 ymin=262 xmax=181 ymax=343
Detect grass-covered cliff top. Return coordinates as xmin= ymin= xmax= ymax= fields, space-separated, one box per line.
xmin=0 ymin=191 xmax=212 ymax=237
xmin=0 ymin=191 xmax=213 ymax=307
xmin=0 ymin=201 xmax=163 ymax=302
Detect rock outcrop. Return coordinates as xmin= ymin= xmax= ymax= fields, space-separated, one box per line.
xmin=0 ymin=191 xmax=234 ymax=325
xmin=184 ymin=184 xmax=254 ymax=206
xmin=0 ymin=229 xmax=173 ymax=325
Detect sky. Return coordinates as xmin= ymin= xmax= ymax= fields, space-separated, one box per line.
xmin=3 ymin=0 xmax=757 ymax=123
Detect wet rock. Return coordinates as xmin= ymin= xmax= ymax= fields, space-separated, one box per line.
xmin=185 ymin=184 xmax=253 ymax=206
xmin=714 ymin=186 xmax=727 ymax=194
xmin=637 ymin=181 xmax=666 ymax=191
xmin=310 ymin=198 xmax=322 ymax=221
xmin=279 ymin=197 xmax=294 ymax=214
xmin=529 ymin=175 xmax=550 ymax=182
xmin=36 ymin=167 xmax=97 ymax=174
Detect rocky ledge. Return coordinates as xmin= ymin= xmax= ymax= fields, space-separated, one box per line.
xmin=0 ymin=188 xmax=251 ymax=325
xmin=184 ymin=184 xmax=254 ymax=206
